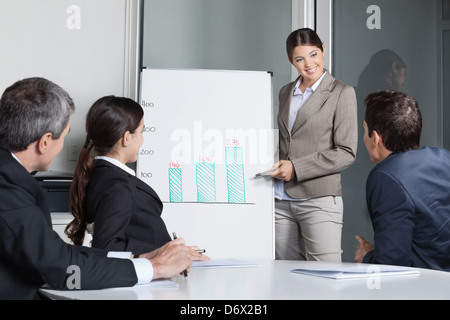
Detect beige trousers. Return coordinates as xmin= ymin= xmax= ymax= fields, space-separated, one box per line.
xmin=275 ymin=196 xmax=343 ymax=262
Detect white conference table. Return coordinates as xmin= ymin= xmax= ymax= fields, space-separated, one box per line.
xmin=39 ymin=260 xmax=450 ymax=300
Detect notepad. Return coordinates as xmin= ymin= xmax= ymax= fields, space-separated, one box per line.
xmin=291 ymin=264 xmax=420 ymax=280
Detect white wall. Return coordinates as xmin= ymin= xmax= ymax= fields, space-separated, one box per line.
xmin=0 ymin=0 xmax=139 ymax=173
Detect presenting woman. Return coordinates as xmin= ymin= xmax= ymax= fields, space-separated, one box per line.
xmin=66 ymin=96 xmax=172 ymax=256
xmin=271 ymin=28 xmax=357 ymax=262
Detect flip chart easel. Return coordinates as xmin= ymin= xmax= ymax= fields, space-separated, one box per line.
xmin=137 ymin=68 xmax=274 ymax=259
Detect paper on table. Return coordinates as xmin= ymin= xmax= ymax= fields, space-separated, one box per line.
xmin=40 ymin=279 xmax=179 ymax=294
xmin=291 ymin=264 xmax=420 ymax=280
xmin=191 ymin=259 xmax=259 ymax=268
xmin=132 ymin=279 xmax=179 ymax=288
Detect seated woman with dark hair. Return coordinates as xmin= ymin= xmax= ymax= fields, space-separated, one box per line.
xmin=66 ymin=96 xmax=172 ymax=257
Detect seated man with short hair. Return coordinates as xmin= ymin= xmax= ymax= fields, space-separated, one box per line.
xmin=354 ymin=90 xmax=450 ymax=271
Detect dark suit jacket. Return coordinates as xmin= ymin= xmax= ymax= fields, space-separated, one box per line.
xmin=278 ymin=71 xmax=358 ymax=198
xmin=86 ymin=160 xmax=171 ymax=255
xmin=0 ymin=149 xmax=137 ymax=300
xmin=364 ymin=147 xmax=450 ymax=271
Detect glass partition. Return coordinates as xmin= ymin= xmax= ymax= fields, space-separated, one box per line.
xmin=330 ymin=0 xmax=444 ymax=261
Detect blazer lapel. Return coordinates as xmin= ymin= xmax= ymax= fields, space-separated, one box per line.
xmin=134 ymin=176 xmax=162 ymax=203
xmin=290 ymin=72 xmax=334 ymax=135
xmin=95 ymin=159 xmax=162 ymax=204
xmin=279 ymin=79 xmax=297 ymax=133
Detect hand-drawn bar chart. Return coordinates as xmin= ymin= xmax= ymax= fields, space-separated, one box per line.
xmin=168 ymin=167 xmax=183 ymax=202
xmin=195 ymin=162 xmax=217 ymax=202
xmin=167 ymin=145 xmax=248 ymax=204
xmin=225 ymin=146 xmax=246 ymax=203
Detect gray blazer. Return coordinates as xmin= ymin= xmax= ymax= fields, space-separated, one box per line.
xmin=277 ymin=71 xmax=357 ymax=199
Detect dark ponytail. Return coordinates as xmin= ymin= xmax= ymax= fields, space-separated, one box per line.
xmin=65 ymin=138 xmax=95 ymax=245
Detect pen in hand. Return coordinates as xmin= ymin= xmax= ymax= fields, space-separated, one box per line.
xmin=172 ymin=232 xmax=188 ymax=277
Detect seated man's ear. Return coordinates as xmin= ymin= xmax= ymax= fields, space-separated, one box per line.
xmin=38 ymin=133 xmax=53 ymax=154
xmin=372 ymin=130 xmax=382 ymax=146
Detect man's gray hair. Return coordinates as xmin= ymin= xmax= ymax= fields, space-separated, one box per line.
xmin=0 ymin=77 xmax=75 ymax=152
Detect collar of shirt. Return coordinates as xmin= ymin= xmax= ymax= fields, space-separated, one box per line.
xmin=11 ymin=152 xmax=22 ymax=165
xmin=293 ymin=71 xmax=327 ymax=96
xmin=95 ymin=156 xmax=136 ymax=176
xmin=288 ymin=72 xmax=327 ymax=131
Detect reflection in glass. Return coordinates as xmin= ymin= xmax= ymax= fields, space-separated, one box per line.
xmin=354 ymin=49 xmax=407 ymax=181
xmin=443 ymin=0 xmax=450 ymax=20
xmin=356 ymin=49 xmax=406 ymax=102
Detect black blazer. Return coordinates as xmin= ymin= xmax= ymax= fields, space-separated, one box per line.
xmin=0 ymin=149 xmax=137 ymax=300
xmin=86 ymin=159 xmax=171 ymax=255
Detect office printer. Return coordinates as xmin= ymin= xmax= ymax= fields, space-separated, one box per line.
xmin=33 ymin=171 xmax=73 ymax=212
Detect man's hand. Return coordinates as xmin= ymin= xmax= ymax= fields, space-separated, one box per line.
xmin=140 ymin=238 xmax=210 ymax=279
xmin=354 ymin=235 xmax=374 ymax=263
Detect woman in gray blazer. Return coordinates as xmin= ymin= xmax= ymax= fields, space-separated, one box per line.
xmin=271 ymin=28 xmax=357 ymax=261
